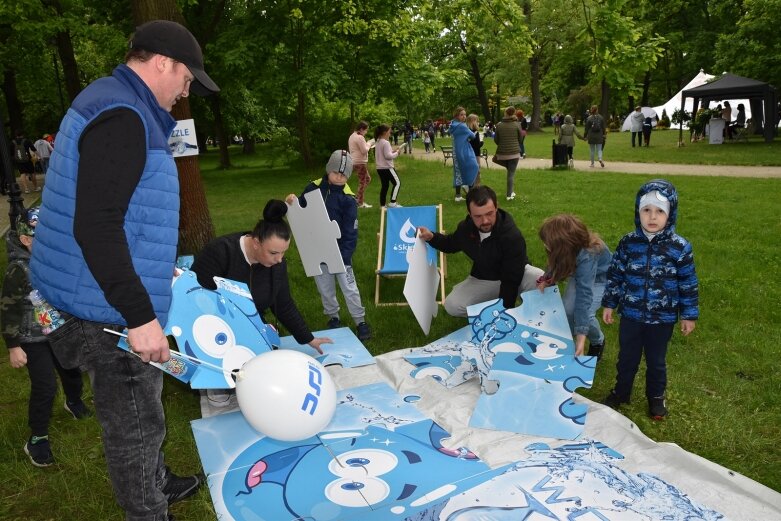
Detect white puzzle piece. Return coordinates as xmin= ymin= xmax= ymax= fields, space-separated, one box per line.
xmin=403 ymin=234 xmax=439 ymax=335
xmin=287 ymin=190 xmax=346 ymax=277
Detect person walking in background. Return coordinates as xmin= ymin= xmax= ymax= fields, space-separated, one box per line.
xmin=721 ymin=101 xmax=733 ymax=139
xmin=601 ymin=179 xmax=699 ymax=420
xmin=558 ymin=115 xmax=584 ymax=168
xmin=585 ymin=105 xmax=606 ymax=168
xmin=449 ymin=107 xmax=479 ymax=202
xmin=642 ymin=116 xmax=653 ymax=146
xmin=536 ymin=214 xmax=611 ymax=358
xmin=374 ymin=124 xmax=402 ymax=208
xmin=11 ymin=130 xmax=37 ymax=193
xmin=29 ymin=20 xmax=218 ymax=519
xmin=493 ymin=106 xmax=524 ymax=201
xmin=33 ymin=135 xmax=54 ymax=176
xmin=348 ymin=121 xmax=374 ymax=209
xmin=287 ymin=151 xmax=371 ymax=341
xmin=427 ymin=120 xmax=437 ymax=152
xmin=630 ymin=106 xmax=644 ymax=147
xmin=423 ymin=130 xmax=431 ymax=153
xmin=1 ymin=207 xmax=93 ymax=468
xmin=518 ymin=109 xmax=528 ymax=158
xmin=467 ymin=113 xmax=483 ymax=186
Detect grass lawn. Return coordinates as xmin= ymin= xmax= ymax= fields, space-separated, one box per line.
xmin=0 ymin=143 xmax=779 ymax=520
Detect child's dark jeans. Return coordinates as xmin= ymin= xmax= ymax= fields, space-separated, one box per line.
xmin=614 ymin=318 xmax=674 ymax=399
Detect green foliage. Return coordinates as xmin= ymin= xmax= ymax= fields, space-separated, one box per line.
xmin=714 ymin=0 xmax=781 ymax=88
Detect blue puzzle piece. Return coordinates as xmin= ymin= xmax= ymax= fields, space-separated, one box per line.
xmin=469 ymin=352 xmax=597 ymax=439
xmin=404 ymin=288 xmax=576 ymax=394
xmin=191 ymin=382 xmax=495 ymax=521
xmin=279 ymin=327 xmax=375 ymax=368
xmin=165 ymin=271 xmax=273 ymax=389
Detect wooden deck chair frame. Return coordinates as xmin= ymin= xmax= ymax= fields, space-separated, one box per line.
xmin=375 ymin=204 xmax=446 ymax=306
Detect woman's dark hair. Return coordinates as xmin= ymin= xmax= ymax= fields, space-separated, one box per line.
xmin=356 ymin=121 xmax=369 ymax=132
xmin=251 ymin=199 xmax=291 ymax=242
xmin=374 ymin=124 xmax=390 ymax=140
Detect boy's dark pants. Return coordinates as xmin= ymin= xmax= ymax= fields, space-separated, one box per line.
xmin=614 ymin=319 xmax=674 ymax=400
xmin=23 ymin=341 xmax=84 ymax=437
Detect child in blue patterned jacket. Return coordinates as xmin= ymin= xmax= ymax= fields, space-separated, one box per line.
xmin=601 ymin=179 xmax=699 ymax=419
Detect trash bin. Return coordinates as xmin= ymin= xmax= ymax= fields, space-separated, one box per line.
xmin=552 ymin=140 xmax=568 ymax=168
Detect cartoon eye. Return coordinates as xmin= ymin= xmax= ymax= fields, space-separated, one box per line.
xmin=329 ymin=449 xmax=398 ymax=479
xmin=192 ymin=314 xmax=235 ymax=358
xmin=412 ymin=366 xmax=451 ymax=382
xmin=325 ymin=477 xmax=390 ymax=507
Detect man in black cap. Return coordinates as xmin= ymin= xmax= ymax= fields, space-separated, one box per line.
xmin=30 ymin=20 xmax=218 ymax=520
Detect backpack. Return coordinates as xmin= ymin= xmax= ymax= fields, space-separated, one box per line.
xmin=13 ymin=140 xmax=28 ymax=163
xmin=590 ymin=116 xmax=603 ymax=133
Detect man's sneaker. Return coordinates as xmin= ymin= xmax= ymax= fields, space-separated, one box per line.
xmin=602 ymin=390 xmax=630 ymax=409
xmin=359 ymin=202 xmax=373 ymax=208
xmin=327 ymin=317 xmax=342 ymax=329
xmin=64 ymin=400 xmax=93 ymax=420
xmin=586 ymin=342 xmax=604 ymax=359
xmin=648 ymin=396 xmax=668 ymax=420
xmin=454 ymin=196 xmax=464 ymax=202
xmin=356 ymin=322 xmax=372 ymax=342
xmin=387 ymin=202 xmax=402 ymax=208
xmin=24 ymin=435 xmax=54 ymax=467
xmin=161 ymin=468 xmax=203 ymax=505
xmin=506 ymin=193 xmax=516 ymax=201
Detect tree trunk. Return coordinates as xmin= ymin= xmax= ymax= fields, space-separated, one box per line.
xmin=600 ymin=79 xmax=610 ymax=120
xmin=210 ymin=95 xmax=231 ymax=168
xmin=40 ymin=0 xmax=82 ymax=101
xmin=529 ymin=54 xmax=542 ymax=131
xmin=2 ymin=69 xmax=25 ymax=134
xmin=296 ymin=90 xmax=313 ymax=167
xmin=467 ymin=55 xmax=491 ymax=124
xmin=133 ymin=0 xmax=216 ymax=254
xmin=641 ymin=70 xmax=651 ymax=107
xmin=55 ymin=30 xmax=82 ymax=101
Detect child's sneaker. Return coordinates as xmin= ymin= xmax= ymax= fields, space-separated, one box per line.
xmin=356 ymin=322 xmax=372 ymax=342
xmin=648 ymin=396 xmax=668 ymax=420
xmin=64 ymin=400 xmax=93 ymax=420
xmin=602 ymin=390 xmax=630 ymax=409
xmin=24 ymin=435 xmax=54 ymax=467
xmin=327 ymin=317 xmax=342 ymax=329
xmin=387 ymin=202 xmax=402 ymax=208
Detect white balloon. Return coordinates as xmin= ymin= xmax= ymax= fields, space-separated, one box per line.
xmin=235 ymin=350 xmax=337 ymax=441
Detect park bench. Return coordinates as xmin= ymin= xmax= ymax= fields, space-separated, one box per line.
xmin=441 ymin=146 xmax=489 ymax=167
xmin=441 ymin=146 xmax=453 ymax=165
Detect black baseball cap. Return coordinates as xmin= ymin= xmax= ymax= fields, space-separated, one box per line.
xmin=130 ymin=20 xmax=219 ymax=96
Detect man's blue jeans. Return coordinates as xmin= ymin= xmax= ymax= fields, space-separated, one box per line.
xmin=81 ymin=320 xmax=169 ymax=521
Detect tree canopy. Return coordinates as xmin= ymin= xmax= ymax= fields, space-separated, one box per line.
xmin=2 ymin=0 xmax=778 ymax=166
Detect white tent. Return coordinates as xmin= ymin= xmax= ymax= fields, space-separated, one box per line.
xmin=652 ymin=69 xmax=753 ymax=127
xmin=651 ymin=69 xmax=714 ymax=126
xmin=621 ymin=107 xmax=658 ymax=131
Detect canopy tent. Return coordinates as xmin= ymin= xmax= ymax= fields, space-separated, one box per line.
xmin=621 ymin=107 xmax=657 ymax=132
xmin=680 ymin=73 xmax=778 ymax=143
xmin=651 ymin=69 xmax=714 ymax=127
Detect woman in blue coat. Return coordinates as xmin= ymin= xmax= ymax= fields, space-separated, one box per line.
xmin=449 ymin=106 xmax=479 ymax=201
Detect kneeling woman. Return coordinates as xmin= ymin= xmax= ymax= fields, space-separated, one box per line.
xmin=536 ymin=214 xmax=611 ymax=357
xmin=191 ymin=199 xmax=332 ymax=354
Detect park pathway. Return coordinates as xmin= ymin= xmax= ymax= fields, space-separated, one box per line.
xmin=3 ymin=152 xmax=779 ymax=234
xmin=407 ymin=146 xmax=781 ymax=178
